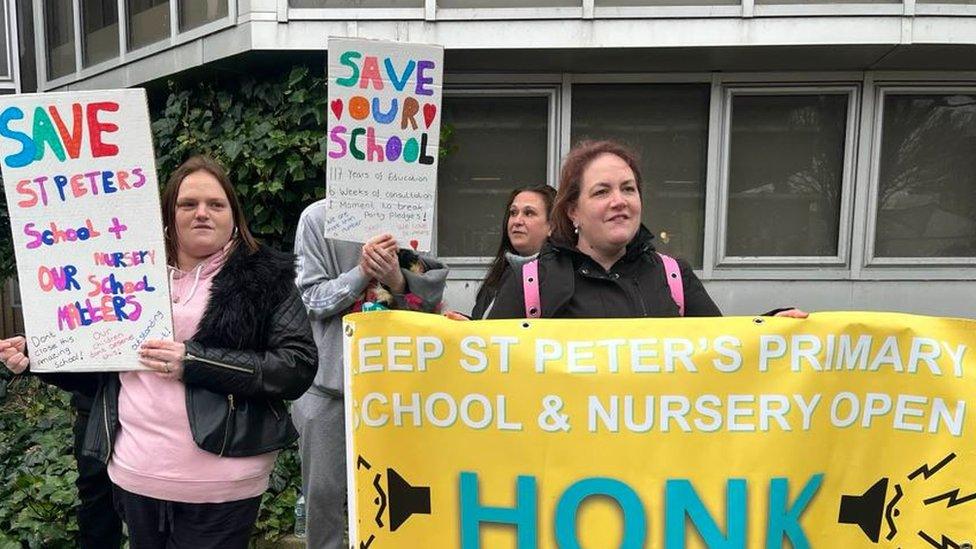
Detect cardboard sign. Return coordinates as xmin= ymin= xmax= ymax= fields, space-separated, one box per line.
xmin=344 ymin=311 xmax=976 ymax=548
xmin=0 ymin=89 xmax=172 ymax=372
xmin=325 ymin=38 xmax=443 ymax=252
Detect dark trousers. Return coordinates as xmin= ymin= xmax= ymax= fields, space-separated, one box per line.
xmin=72 ymin=410 xmax=123 ymax=549
xmin=112 ymin=485 xmax=261 ymax=549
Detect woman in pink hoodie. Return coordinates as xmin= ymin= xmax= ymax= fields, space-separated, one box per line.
xmin=2 ymin=155 xmax=316 ymax=548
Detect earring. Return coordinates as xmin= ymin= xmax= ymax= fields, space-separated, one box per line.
xmin=232 ymin=226 xmax=239 ymax=239
xmin=573 ymin=223 xmax=579 ymax=235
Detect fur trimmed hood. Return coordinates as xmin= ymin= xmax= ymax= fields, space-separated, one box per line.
xmin=193 ymin=243 xmax=298 ymax=351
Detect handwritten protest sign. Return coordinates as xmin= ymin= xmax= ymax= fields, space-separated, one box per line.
xmin=325 ymin=38 xmax=443 ymax=252
xmin=344 ymin=311 xmax=976 ymax=548
xmin=0 ymin=89 xmax=172 ymax=372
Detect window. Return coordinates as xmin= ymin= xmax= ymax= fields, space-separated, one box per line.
xmin=721 ymin=89 xmax=854 ymax=263
xmin=127 ymin=0 xmax=170 ymax=50
xmin=289 ymin=0 xmax=423 ymax=7
xmin=179 ymin=0 xmax=227 ymax=32
xmin=873 ymin=91 xmax=976 ymax=260
xmin=83 ymin=0 xmax=119 ymax=66
xmin=44 ymin=0 xmax=76 ymax=79
xmin=437 ymin=93 xmax=552 ymax=258
xmin=0 ymin=4 xmax=8 ymax=77
xmin=571 ymin=83 xmax=710 ymax=268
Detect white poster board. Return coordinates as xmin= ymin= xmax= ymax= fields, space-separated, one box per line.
xmin=325 ymin=38 xmax=444 ymax=252
xmin=0 ymin=89 xmax=173 ymax=372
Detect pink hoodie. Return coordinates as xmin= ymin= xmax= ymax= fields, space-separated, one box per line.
xmin=108 ymin=246 xmax=277 ymax=503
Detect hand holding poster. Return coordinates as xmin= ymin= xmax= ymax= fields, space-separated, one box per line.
xmin=325 ymin=38 xmax=443 ymax=252
xmin=0 ymin=89 xmax=172 ymax=372
xmin=344 ymin=311 xmax=976 ymax=548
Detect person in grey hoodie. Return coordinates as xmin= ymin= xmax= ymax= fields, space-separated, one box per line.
xmin=292 ymin=199 xmax=448 ymax=549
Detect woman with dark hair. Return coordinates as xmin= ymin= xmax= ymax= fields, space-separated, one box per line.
xmin=1 ymin=155 xmax=317 ymax=548
xmin=487 ymin=140 xmax=807 ymax=320
xmin=471 ymin=185 xmax=556 ymax=319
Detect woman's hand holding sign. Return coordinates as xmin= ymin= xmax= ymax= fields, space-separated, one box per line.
xmin=139 ymin=339 xmax=186 ymax=380
xmin=0 ymin=336 xmax=29 ymax=374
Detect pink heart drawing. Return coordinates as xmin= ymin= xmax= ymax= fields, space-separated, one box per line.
xmin=409 ymin=239 xmax=419 ymax=251
xmin=330 ymin=99 xmax=343 ymax=120
xmin=422 ymin=104 xmax=437 ymax=129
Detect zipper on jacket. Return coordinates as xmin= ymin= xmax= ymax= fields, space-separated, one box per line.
xmin=102 ymin=391 xmax=113 ymax=460
xmin=185 ymin=352 xmax=254 ymax=374
xmin=219 ymin=394 xmax=235 ymax=456
xmin=633 ymin=279 xmax=648 ymax=317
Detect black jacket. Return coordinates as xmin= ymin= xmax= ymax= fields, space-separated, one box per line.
xmin=45 ymin=244 xmax=317 ymax=461
xmin=487 ymin=226 xmax=721 ymax=319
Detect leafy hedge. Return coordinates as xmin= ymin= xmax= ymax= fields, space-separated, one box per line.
xmin=152 ymin=65 xmax=331 ymax=251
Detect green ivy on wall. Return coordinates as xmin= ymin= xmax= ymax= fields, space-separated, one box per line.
xmin=152 ymin=65 xmax=331 ymax=250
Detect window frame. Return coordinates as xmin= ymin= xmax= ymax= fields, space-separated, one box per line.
xmin=0 ymin=0 xmax=19 ymax=90
xmin=434 ymin=85 xmax=561 ymax=279
xmin=34 ymin=0 xmax=235 ymax=90
xmin=714 ymin=84 xmax=860 ymax=271
xmin=863 ymin=84 xmax=976 ymax=269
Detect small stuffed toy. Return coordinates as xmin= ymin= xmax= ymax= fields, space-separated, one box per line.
xmin=352 ymin=249 xmax=439 ymax=313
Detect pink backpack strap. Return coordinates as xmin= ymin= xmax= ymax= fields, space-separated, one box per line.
xmin=657 ymin=252 xmax=684 ymax=317
xmin=522 ymin=259 xmax=541 ymax=318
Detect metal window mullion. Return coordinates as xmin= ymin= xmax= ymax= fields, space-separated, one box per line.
xmin=849 ymin=73 xmax=876 ymax=280
xmin=702 ymin=74 xmax=724 ymax=279
xmin=558 ymin=73 xmax=572 ymax=187
xmin=117 ymin=0 xmax=125 ymax=58
xmin=741 ymin=0 xmax=754 ymax=17
xmin=833 ymin=84 xmax=861 ymax=272
xmin=547 ymin=85 xmax=560 ymax=190
xmin=6 ymin=0 xmax=20 ymax=90
xmin=169 ymin=0 xmax=177 ymax=39
xmin=424 ymin=0 xmax=435 ymax=21
xmin=32 ymin=0 xmax=47 ymax=88
xmin=582 ymin=0 xmax=594 ymax=19
xmin=72 ymin=0 xmax=82 ymax=73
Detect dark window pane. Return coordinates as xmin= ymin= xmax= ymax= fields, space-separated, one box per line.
xmin=127 ymin=0 xmax=170 ymax=50
xmin=179 ymin=0 xmax=227 ymax=32
xmin=726 ymin=94 xmax=847 ymax=257
xmin=875 ymin=94 xmax=976 ymax=258
xmin=438 ymin=96 xmax=550 ymax=257
xmin=82 ymin=0 xmax=119 ymax=66
xmin=0 ymin=5 xmax=8 ymax=76
xmin=45 ymin=0 xmax=76 ymax=79
xmin=572 ymin=84 xmax=710 ymax=268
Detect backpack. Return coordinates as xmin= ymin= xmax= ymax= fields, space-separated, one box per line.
xmin=521 ymin=253 xmax=685 ymax=318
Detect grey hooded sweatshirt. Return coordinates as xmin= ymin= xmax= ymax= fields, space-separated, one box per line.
xmin=294 ymin=199 xmax=449 ymax=396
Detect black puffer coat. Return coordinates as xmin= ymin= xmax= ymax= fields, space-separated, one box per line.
xmin=46 ymin=243 xmax=317 ymax=462
xmin=487 ymin=226 xmax=721 ymax=319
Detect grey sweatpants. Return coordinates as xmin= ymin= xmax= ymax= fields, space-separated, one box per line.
xmin=293 ymin=391 xmax=346 ymax=549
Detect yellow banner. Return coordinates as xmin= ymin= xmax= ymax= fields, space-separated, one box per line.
xmin=343 ymin=311 xmax=976 ymax=549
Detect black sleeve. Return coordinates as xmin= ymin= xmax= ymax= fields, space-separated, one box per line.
xmin=485 ymin=266 xmax=525 ymax=319
xmin=181 ymin=289 xmax=317 ymax=401
xmin=679 ymin=259 xmax=722 ymax=317
xmin=33 ymin=371 xmax=100 ymax=397
xmin=470 ymin=288 xmax=489 ymax=320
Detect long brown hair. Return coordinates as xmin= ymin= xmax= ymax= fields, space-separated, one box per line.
xmin=477 ymin=185 xmax=556 ymax=307
xmin=160 ymin=155 xmax=259 ymax=266
xmin=550 ymin=140 xmax=644 ymax=246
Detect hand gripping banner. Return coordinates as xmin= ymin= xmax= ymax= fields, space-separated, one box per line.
xmin=343 ymin=311 xmax=976 ymax=548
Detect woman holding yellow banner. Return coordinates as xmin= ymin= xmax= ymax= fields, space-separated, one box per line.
xmin=487 ymin=140 xmax=806 ymax=320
